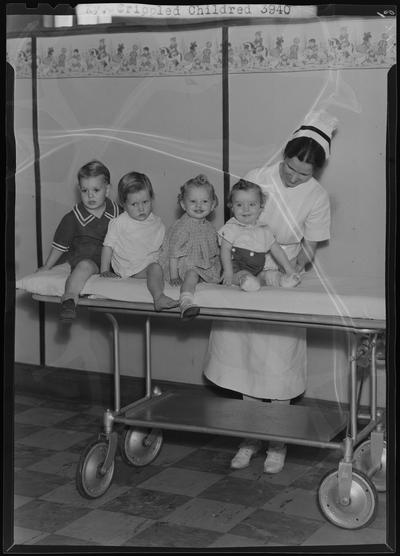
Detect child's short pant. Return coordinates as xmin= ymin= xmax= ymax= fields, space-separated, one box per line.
xmin=66 ymin=243 xmax=102 ymax=270
xmin=231 ymin=246 xmax=266 ymax=276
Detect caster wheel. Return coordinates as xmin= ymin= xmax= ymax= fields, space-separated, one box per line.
xmin=353 ymin=439 xmax=386 ymax=492
xmin=120 ymin=427 xmax=163 ymax=467
xmin=317 ymin=468 xmax=378 ymax=529
xmin=76 ymin=440 xmax=115 ymax=499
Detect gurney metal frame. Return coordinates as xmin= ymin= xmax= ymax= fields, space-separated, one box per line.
xmin=33 ymin=294 xmax=387 ymax=529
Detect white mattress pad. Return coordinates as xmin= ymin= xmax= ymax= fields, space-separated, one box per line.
xmin=16 ymin=263 xmax=385 ymax=323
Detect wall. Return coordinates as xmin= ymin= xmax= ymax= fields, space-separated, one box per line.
xmin=12 ymin=38 xmax=40 ymax=364
xmin=11 ymin=19 xmax=392 ymax=406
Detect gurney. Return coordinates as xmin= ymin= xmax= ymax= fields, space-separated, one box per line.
xmin=17 ymin=265 xmax=386 ymax=529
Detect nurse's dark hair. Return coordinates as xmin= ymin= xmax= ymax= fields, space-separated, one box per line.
xmin=227 ymin=179 xmax=266 ymax=208
xmin=77 ymin=160 xmax=111 ymax=185
xmin=178 ymin=173 xmax=218 ymax=207
xmin=118 ymin=171 xmax=154 ymax=204
xmin=283 ymin=137 xmax=326 ymax=169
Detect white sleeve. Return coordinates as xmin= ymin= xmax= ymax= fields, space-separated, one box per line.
xmin=154 ymin=222 xmax=166 ymax=250
xmin=303 ymin=189 xmax=331 ymax=241
xmin=263 ymin=225 xmax=277 ymax=252
xmin=217 ymin=220 xmax=237 ymax=245
xmin=103 ymin=218 xmax=119 ymax=247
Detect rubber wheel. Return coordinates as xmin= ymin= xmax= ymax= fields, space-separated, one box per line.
xmin=317 ymin=468 xmax=378 ymax=529
xmin=76 ymin=440 xmax=115 ymax=499
xmin=120 ymin=427 xmax=163 ymax=467
xmin=353 ymin=439 xmax=386 ymax=492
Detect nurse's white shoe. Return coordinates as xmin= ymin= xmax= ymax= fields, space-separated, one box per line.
xmin=230 ymin=440 xmax=261 ymax=469
xmin=264 ymin=442 xmax=287 ymax=473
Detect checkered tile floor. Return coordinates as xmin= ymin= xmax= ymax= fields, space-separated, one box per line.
xmin=13 ymin=392 xmax=387 ymax=548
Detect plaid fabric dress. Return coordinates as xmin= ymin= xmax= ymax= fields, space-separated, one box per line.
xmin=160 ymin=213 xmax=221 ymax=283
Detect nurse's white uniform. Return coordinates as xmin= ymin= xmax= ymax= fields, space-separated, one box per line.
xmin=203 ymin=161 xmax=330 ymax=399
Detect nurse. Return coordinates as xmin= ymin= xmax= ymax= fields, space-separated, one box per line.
xmin=203 ymin=110 xmax=338 ymax=474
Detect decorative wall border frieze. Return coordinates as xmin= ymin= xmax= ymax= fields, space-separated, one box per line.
xmin=7 ymin=18 xmax=396 ymax=79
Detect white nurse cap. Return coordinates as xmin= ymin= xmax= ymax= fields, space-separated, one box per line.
xmin=292 ymin=110 xmax=338 ymax=159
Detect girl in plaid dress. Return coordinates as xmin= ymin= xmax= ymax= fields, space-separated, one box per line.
xmin=160 ymin=174 xmax=221 ymax=320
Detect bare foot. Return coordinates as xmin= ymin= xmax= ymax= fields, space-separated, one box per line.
xmin=154 ymin=294 xmax=179 ymax=312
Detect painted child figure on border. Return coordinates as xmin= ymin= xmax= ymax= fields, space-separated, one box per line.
xmin=100 ymin=172 xmax=178 ymax=312
xmin=219 ymin=179 xmax=301 ymax=292
xmin=160 ymin=174 xmax=221 ymax=320
xmin=37 ymin=160 xmax=121 ymax=323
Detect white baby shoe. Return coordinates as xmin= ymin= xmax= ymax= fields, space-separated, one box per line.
xmin=239 ymin=274 xmax=261 ymax=292
xmin=180 ymin=300 xmax=200 ymax=320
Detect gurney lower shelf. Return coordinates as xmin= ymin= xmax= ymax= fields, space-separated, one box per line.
xmin=119 ymin=391 xmax=348 ymax=446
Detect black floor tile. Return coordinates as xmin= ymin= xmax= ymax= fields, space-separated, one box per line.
xmin=229 ymin=508 xmax=323 ymax=545
xmin=199 ymin=475 xmax=281 ymax=507
xmin=112 ymin=459 xmax=165 ymax=488
xmin=14 ymin=423 xmax=44 ymax=442
xmin=14 ymin=469 xmax=72 ymax=498
xmin=102 ymin=487 xmax=191 ymax=519
xmin=290 ymin=461 xmax=334 ymax=490
xmin=285 ymin=444 xmax=327 ymax=465
xmin=32 ymin=533 xmax=100 ymax=546
xmin=122 ymin=521 xmax=221 ymax=547
xmin=56 ymin=413 xmax=104 ymax=434
xmin=14 ymin=444 xmax=57 ymax=469
xmin=14 ymin=499 xmax=91 ymax=534
xmin=174 ymin=448 xmax=234 ymax=474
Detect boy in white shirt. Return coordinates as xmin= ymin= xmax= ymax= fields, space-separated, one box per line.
xmin=101 ymin=171 xmax=178 ymax=311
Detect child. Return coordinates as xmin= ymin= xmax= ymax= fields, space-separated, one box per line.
xmin=219 ymin=179 xmax=300 ymax=291
xmin=38 ymin=160 xmax=120 ymax=322
xmin=160 ymin=174 xmax=221 ymax=320
xmin=100 ymin=171 xmax=178 ymax=312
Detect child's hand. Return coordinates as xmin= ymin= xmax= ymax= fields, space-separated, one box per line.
xmin=100 ymin=271 xmax=120 ymax=278
xmin=262 ymin=269 xmax=282 ymax=288
xmin=222 ymin=272 xmax=233 ymax=286
xmin=169 ymin=277 xmax=181 ymax=287
xmin=280 ymin=272 xmax=301 ymax=288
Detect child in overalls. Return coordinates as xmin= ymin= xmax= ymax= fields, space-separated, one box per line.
xmin=219 ymin=179 xmax=301 ymax=291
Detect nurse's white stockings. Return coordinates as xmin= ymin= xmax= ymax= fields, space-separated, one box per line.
xmin=231 ymin=396 xmax=290 ymax=472
xmin=264 ymin=398 xmax=290 ymax=473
